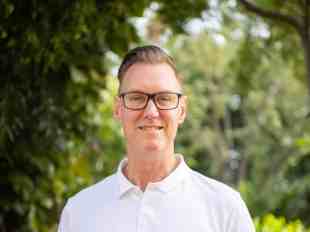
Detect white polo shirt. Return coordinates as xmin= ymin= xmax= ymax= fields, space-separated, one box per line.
xmin=58 ymin=155 xmax=255 ymax=232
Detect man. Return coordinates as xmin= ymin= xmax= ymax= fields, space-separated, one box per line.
xmin=58 ymin=45 xmax=255 ymax=232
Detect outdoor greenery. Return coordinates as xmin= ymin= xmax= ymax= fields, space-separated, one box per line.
xmin=255 ymin=214 xmax=310 ymax=232
xmin=1 ymin=0 xmax=310 ymax=231
xmin=170 ymin=27 xmax=310 ymax=223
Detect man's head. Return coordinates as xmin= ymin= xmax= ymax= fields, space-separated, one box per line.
xmin=114 ymin=45 xmax=186 ymax=160
xmin=117 ymin=45 xmax=182 ymax=92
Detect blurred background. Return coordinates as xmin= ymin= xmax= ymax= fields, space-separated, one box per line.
xmin=1 ymin=0 xmax=310 ymax=231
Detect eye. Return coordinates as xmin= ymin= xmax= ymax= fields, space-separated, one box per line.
xmin=157 ymin=94 xmax=174 ymax=102
xmin=127 ymin=93 xmax=146 ymax=102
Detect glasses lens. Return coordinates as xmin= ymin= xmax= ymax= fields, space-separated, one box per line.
xmin=155 ymin=93 xmax=179 ymax=109
xmin=124 ymin=93 xmax=147 ymax=109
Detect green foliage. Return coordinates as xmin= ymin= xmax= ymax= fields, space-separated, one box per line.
xmin=157 ymin=0 xmax=208 ymax=33
xmin=167 ymin=21 xmax=309 ymax=224
xmin=0 ymin=0 xmax=207 ymax=231
xmin=235 ymin=0 xmax=310 ymax=98
xmin=255 ymin=214 xmax=310 ymax=232
xmin=2 ymin=0 xmax=310 ymax=230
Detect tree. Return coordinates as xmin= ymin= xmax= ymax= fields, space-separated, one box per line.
xmin=237 ymin=0 xmax=310 ymax=100
xmin=167 ymin=26 xmax=310 ymax=223
xmin=0 ymin=0 xmax=207 ymax=231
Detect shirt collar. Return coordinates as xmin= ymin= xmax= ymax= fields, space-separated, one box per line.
xmin=117 ymin=154 xmax=189 ymax=198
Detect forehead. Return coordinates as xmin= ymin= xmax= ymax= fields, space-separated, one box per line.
xmin=120 ymin=63 xmax=182 ymax=92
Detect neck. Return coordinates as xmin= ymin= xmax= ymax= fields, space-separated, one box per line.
xmin=123 ymin=152 xmax=179 ymax=191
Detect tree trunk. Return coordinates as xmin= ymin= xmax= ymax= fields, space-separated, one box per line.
xmin=302 ymin=34 xmax=310 ymax=103
xmin=301 ymin=0 xmax=310 ymax=106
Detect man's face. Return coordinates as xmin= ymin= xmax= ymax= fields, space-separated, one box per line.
xmin=114 ymin=63 xmax=186 ymax=158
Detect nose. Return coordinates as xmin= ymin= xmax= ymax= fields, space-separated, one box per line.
xmin=143 ymin=98 xmax=160 ymax=117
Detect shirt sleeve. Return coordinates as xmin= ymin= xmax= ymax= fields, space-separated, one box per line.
xmin=57 ymin=200 xmax=71 ymax=232
xmin=225 ymin=194 xmax=256 ymax=232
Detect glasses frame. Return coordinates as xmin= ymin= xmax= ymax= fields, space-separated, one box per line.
xmin=119 ymin=91 xmax=183 ymax=111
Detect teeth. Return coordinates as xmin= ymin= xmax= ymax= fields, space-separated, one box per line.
xmin=138 ymin=126 xmax=163 ymax=130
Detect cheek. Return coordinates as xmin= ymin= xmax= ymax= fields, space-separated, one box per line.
xmin=120 ymin=111 xmax=140 ymax=131
xmin=162 ymin=113 xmax=180 ymax=131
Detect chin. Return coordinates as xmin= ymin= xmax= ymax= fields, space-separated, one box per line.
xmin=144 ymin=142 xmax=161 ymax=151
xmin=143 ymin=141 xmax=165 ymax=154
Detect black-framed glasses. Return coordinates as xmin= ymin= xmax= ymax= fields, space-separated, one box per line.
xmin=119 ymin=91 xmax=183 ymax=110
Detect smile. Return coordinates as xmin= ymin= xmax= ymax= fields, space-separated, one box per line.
xmin=138 ymin=126 xmax=164 ymax=130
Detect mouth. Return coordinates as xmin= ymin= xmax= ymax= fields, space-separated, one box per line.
xmin=138 ymin=126 xmax=164 ymax=131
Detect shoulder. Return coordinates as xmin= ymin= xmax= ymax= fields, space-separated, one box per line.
xmin=185 ymin=169 xmax=255 ymax=231
xmin=66 ymin=173 xmax=118 ymax=211
xmin=58 ymin=174 xmax=120 ymax=231
xmin=186 ymin=168 xmax=243 ymax=208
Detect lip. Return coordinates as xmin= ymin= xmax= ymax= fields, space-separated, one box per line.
xmin=137 ymin=125 xmax=164 ymax=130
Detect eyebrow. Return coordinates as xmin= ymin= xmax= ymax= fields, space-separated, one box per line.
xmin=120 ymin=89 xmax=182 ymax=93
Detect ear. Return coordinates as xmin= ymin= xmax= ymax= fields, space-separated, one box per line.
xmin=113 ymin=96 xmax=122 ymax=121
xmin=178 ymin=96 xmax=187 ymax=125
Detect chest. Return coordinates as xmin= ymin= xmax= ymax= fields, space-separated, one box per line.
xmin=72 ymin=189 xmax=224 ymax=232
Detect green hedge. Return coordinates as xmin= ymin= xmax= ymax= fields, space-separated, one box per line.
xmin=255 ymin=214 xmax=310 ymax=232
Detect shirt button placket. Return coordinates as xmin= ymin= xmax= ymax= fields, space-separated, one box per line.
xmin=137 ymin=186 xmax=157 ymax=232
xmin=135 ymin=188 xmax=144 ymax=232
xmin=137 ymin=192 xmax=145 ymax=232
